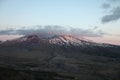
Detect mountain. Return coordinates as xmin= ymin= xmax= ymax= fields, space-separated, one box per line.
xmin=1 ymin=34 xmax=120 ymax=58
xmin=49 ymin=35 xmax=85 ymax=46
xmin=0 ymin=34 xmax=120 ymax=80
xmin=0 ymin=41 xmax=2 ymax=44
xmin=4 ymin=34 xmax=114 ymax=47
xmin=48 ymin=35 xmax=114 ymax=47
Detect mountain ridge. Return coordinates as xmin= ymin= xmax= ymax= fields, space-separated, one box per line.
xmin=2 ymin=34 xmax=117 ymax=47
xmin=0 ymin=34 xmax=120 ymax=80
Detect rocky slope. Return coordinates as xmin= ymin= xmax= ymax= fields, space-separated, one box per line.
xmin=0 ymin=35 xmax=120 ymax=80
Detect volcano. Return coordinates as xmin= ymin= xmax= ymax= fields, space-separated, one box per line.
xmin=0 ymin=34 xmax=120 ymax=80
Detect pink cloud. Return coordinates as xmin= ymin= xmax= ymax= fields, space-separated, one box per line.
xmin=85 ymin=36 xmax=120 ymax=45
xmin=0 ymin=35 xmax=23 ymax=41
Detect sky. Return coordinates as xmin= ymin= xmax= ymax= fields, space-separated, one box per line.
xmin=0 ymin=0 xmax=120 ymax=45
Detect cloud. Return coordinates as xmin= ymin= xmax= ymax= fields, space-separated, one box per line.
xmin=108 ymin=0 xmax=120 ymax=2
xmin=0 ymin=29 xmax=14 ymax=35
xmin=102 ymin=3 xmax=111 ymax=9
xmin=101 ymin=0 xmax=120 ymax=23
xmin=93 ymin=26 xmax=98 ymax=30
xmin=102 ymin=7 xmax=120 ymax=23
xmin=0 ymin=25 xmax=106 ymax=37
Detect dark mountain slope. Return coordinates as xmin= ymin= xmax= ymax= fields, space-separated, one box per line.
xmin=0 ymin=35 xmax=120 ymax=80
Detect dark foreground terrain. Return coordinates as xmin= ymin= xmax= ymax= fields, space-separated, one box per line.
xmin=0 ymin=35 xmax=120 ymax=80
xmin=0 ymin=61 xmax=120 ymax=80
xmin=0 ymin=67 xmax=75 ymax=80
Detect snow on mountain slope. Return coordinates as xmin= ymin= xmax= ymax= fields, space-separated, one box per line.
xmin=2 ymin=34 xmax=114 ymax=47
xmin=48 ymin=35 xmax=84 ymax=46
xmin=48 ymin=35 xmax=113 ymax=47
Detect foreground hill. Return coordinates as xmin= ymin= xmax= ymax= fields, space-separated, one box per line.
xmin=0 ymin=35 xmax=120 ymax=80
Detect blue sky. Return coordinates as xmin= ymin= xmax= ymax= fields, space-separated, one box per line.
xmin=0 ymin=0 xmax=103 ymax=28
xmin=0 ymin=0 xmax=120 ymax=44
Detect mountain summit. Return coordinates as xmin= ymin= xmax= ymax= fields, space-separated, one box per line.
xmin=4 ymin=34 xmax=114 ymax=48
xmin=48 ymin=35 xmax=86 ymax=46
xmin=0 ymin=34 xmax=120 ymax=80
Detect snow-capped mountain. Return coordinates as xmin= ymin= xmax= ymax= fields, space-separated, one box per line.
xmin=3 ymin=34 xmax=114 ymax=48
xmin=0 ymin=34 xmax=120 ymax=74
xmin=48 ymin=35 xmax=85 ymax=46
xmin=48 ymin=35 xmax=114 ymax=47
